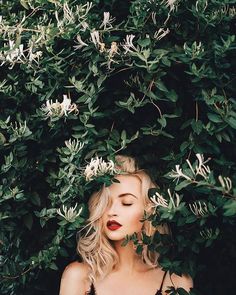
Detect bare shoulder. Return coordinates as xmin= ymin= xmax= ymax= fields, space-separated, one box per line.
xmin=59 ymin=261 xmax=90 ymax=295
xmin=62 ymin=261 xmax=89 ymax=279
xmin=168 ymin=272 xmax=193 ymax=291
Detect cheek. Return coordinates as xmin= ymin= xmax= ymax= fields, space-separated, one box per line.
xmin=127 ymin=208 xmax=144 ymax=230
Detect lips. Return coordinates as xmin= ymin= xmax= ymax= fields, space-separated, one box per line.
xmin=107 ymin=220 xmax=122 ymax=231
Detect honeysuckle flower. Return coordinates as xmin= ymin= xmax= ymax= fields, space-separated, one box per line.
xmin=162 ymin=0 xmax=179 ymax=11
xmin=150 ymin=191 xmax=168 ymax=208
xmin=10 ymin=121 xmax=28 ymax=136
xmin=99 ymin=42 xmax=106 ymax=53
xmin=200 ymin=228 xmax=220 ymax=240
xmin=0 ymin=40 xmax=25 ymax=67
xmin=151 ymin=12 xmax=157 ymax=25
xmin=167 ymin=189 xmax=181 ymax=208
xmin=108 ymin=42 xmax=118 ymax=57
xmin=195 ymin=153 xmax=211 ymax=179
xmin=200 ymin=228 xmax=213 ymax=239
xmin=80 ymin=21 xmax=89 ymax=31
xmin=154 ymin=28 xmax=170 ymax=41
xmin=90 ymin=30 xmax=102 ymax=48
xmin=122 ymin=34 xmax=138 ymax=54
xmin=41 ymin=95 xmax=79 ymax=119
xmin=64 ymin=139 xmax=84 ymax=154
xmin=183 ymin=41 xmax=204 ymax=58
xmin=195 ymin=0 xmax=208 ymax=13
xmin=0 ymin=38 xmax=43 ymax=68
xmin=63 ymin=3 xmax=75 ymax=24
xmin=169 ymin=154 xmax=212 ymax=183
xmin=74 ymin=34 xmax=88 ymax=50
xmin=169 ymin=164 xmax=192 ymax=182
xmin=57 ymin=204 xmax=82 ymax=222
xmin=218 ymin=175 xmax=232 ymax=193
xmin=84 ymin=157 xmax=119 ymax=182
xmin=99 ymin=12 xmax=115 ymax=30
xmin=150 ymin=189 xmax=181 ymax=211
xmin=189 ymin=201 xmax=209 ymax=216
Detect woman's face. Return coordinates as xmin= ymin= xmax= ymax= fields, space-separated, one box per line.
xmin=102 ymin=174 xmax=145 ymax=241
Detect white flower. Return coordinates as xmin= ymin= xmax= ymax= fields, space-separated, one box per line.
xmin=167 ymin=189 xmax=181 ymax=208
xmin=84 ymin=157 xmax=119 ymax=181
xmin=64 ymin=139 xmax=84 ymax=154
xmin=150 ymin=189 xmax=181 ymax=211
xmin=0 ymin=39 xmax=43 ymax=69
xmin=169 ymin=164 xmax=192 ymax=182
xmin=99 ymin=12 xmax=115 ymax=30
xmin=150 ymin=191 xmax=169 ymax=208
xmin=121 ymin=34 xmax=138 ymax=54
xmin=189 ymin=201 xmax=209 ymax=216
xmin=169 ymin=154 xmax=211 ymax=183
xmin=151 ymin=12 xmax=157 ymax=25
xmin=108 ymin=42 xmax=119 ymax=57
xmin=195 ymin=0 xmax=208 ymax=13
xmin=74 ymin=34 xmax=88 ymax=50
xmin=154 ymin=28 xmax=170 ymax=41
xmin=57 ymin=204 xmax=82 ymax=222
xmin=80 ymin=21 xmax=89 ymax=31
xmin=195 ymin=153 xmax=211 ymax=179
xmin=90 ymin=30 xmax=101 ymax=48
xmin=162 ymin=0 xmax=179 ymax=11
xmin=10 ymin=120 xmax=29 ymax=137
xmin=218 ymin=175 xmax=232 ymax=193
xmin=41 ymin=95 xmax=79 ymax=119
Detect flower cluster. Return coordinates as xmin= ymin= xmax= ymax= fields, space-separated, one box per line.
xmin=55 ymin=2 xmax=92 ymax=33
xmin=218 ymin=175 xmax=232 ymax=194
xmin=41 ymin=95 xmax=79 ymax=120
xmin=169 ymin=153 xmax=211 ymax=183
xmin=189 ymin=201 xmax=209 ymax=217
xmin=162 ymin=0 xmax=179 ymax=12
xmin=64 ymin=139 xmax=84 ymax=154
xmin=121 ymin=34 xmax=138 ymax=54
xmin=57 ymin=203 xmax=82 ymax=222
xmin=150 ymin=189 xmax=181 ymax=211
xmin=0 ymin=39 xmax=42 ymax=69
xmin=84 ymin=157 xmax=119 ymax=182
xmin=200 ymin=228 xmax=220 ymax=240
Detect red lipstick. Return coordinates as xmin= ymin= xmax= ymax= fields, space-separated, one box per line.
xmin=107 ymin=220 xmax=122 ymax=231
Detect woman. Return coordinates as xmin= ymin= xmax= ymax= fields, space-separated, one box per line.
xmin=59 ymin=155 xmax=193 ymax=295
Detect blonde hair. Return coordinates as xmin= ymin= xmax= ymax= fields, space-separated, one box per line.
xmin=77 ymin=155 xmax=168 ymax=282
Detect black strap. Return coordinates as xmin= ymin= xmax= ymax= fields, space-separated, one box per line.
xmin=159 ymin=270 xmax=168 ymax=292
xmin=88 ymin=283 xmax=96 ymax=295
xmin=88 ymin=271 xmax=168 ymax=295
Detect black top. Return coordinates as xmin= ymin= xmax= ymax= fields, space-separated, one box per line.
xmin=87 ymin=270 xmax=168 ymax=295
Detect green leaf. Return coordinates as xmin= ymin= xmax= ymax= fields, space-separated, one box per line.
xmin=223 ymin=200 xmax=236 ymax=217
xmin=207 ymin=113 xmax=222 ymax=123
xmin=175 ymin=180 xmax=191 ymax=191
xmin=226 ymin=117 xmax=236 ymax=129
xmin=23 ymin=214 xmax=33 ymax=230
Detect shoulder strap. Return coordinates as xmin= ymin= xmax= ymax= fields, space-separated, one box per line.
xmin=159 ymin=270 xmax=168 ymax=291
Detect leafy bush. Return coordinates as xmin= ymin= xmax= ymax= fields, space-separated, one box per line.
xmin=0 ymin=0 xmax=235 ymax=294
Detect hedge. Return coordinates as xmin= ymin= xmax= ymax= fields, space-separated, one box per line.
xmin=0 ymin=0 xmax=235 ymax=294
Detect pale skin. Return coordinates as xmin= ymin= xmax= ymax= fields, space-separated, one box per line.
xmin=60 ymin=175 xmax=193 ymax=295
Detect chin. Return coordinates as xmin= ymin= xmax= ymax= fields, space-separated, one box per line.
xmin=105 ymin=232 xmax=126 ymax=241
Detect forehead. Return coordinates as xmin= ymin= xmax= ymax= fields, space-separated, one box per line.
xmin=108 ymin=174 xmax=142 ymax=197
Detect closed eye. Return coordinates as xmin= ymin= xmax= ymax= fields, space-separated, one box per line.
xmin=122 ymin=203 xmax=133 ymax=206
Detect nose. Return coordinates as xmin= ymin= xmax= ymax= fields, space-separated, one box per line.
xmin=107 ymin=201 xmax=118 ymax=217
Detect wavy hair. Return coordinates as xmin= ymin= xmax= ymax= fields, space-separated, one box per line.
xmin=77 ymin=155 xmax=168 ymax=283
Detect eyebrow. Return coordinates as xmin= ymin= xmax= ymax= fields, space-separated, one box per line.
xmin=118 ymin=193 xmax=138 ymax=199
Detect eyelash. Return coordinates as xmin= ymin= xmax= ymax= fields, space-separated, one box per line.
xmin=122 ymin=203 xmax=132 ymax=206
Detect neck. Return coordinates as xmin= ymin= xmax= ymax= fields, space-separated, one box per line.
xmin=111 ymin=240 xmax=148 ymax=273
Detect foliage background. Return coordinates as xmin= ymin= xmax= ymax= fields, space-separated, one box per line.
xmin=0 ymin=0 xmax=235 ymax=294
